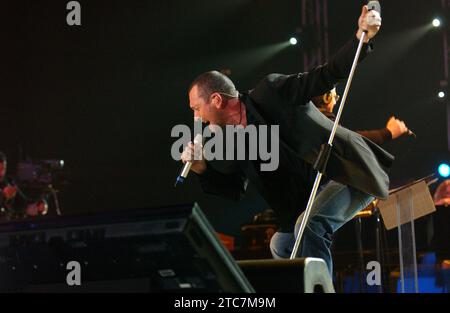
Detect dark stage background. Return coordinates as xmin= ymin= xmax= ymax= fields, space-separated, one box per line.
xmin=3 ymin=0 xmax=449 ymax=238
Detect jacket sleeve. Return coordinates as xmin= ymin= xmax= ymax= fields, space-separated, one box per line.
xmin=260 ymin=36 xmax=372 ymax=107
xmin=357 ymin=128 xmax=392 ymax=145
xmin=195 ymin=162 xmax=248 ymax=201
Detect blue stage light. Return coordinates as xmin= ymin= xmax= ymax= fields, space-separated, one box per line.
xmin=438 ymin=163 xmax=450 ymax=178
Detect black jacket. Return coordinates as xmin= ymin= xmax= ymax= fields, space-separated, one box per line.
xmin=197 ymin=36 xmax=394 ymax=231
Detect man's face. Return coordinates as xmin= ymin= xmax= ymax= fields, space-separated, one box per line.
xmin=0 ymin=161 xmax=6 ymax=180
xmin=189 ymin=85 xmax=222 ymax=125
xmin=326 ymin=88 xmax=339 ymax=112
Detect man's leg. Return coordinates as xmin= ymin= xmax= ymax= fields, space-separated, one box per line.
xmin=294 ymin=181 xmax=374 ymax=274
xmin=269 ymin=231 xmax=295 ymax=259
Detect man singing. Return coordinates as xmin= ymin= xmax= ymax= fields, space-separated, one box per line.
xmin=180 ymin=5 xmax=391 ymax=274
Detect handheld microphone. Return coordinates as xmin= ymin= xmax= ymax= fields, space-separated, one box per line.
xmin=175 ymin=133 xmax=203 ymax=186
xmin=366 ymin=1 xmax=381 ymax=29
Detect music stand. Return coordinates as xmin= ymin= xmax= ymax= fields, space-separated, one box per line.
xmin=377 ymin=175 xmax=436 ymax=293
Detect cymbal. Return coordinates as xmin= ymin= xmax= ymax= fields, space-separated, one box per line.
xmin=354 ymin=199 xmax=379 ymax=218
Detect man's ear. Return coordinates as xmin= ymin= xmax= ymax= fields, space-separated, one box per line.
xmin=210 ymin=93 xmax=224 ymax=109
xmin=322 ymin=93 xmax=333 ymax=104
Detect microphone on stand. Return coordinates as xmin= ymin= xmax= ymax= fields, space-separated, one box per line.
xmin=366 ymin=1 xmax=381 ymax=33
xmin=367 ymin=1 xmax=381 ymax=14
xmin=291 ymin=0 xmax=384 ymax=259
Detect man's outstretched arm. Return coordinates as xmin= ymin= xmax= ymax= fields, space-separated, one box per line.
xmin=262 ymin=5 xmax=381 ymax=107
xmin=357 ymin=116 xmax=409 ymax=145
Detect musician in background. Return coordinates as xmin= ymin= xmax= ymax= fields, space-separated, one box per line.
xmin=311 ymin=87 xmax=409 ymax=144
xmin=434 ymin=179 xmax=450 ymax=206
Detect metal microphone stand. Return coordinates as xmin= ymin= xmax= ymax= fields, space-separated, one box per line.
xmin=290 ymin=31 xmax=368 ymax=260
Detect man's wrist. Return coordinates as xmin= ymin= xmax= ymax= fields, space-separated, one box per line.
xmin=384 ymin=127 xmax=393 ymax=141
xmin=193 ymin=161 xmax=208 ymax=176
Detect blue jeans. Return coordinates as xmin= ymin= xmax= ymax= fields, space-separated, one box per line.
xmin=269 ymin=180 xmax=374 ymax=275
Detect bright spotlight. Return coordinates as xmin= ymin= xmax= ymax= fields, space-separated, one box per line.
xmin=289 ymin=37 xmax=298 ymax=45
xmin=439 ymin=163 xmax=450 ymax=178
xmin=433 ymin=18 xmax=441 ymax=27
xmin=439 ymin=91 xmax=445 ymax=98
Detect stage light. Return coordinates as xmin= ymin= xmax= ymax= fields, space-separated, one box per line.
xmin=439 ymin=91 xmax=445 ymax=98
xmin=289 ymin=37 xmax=298 ymax=46
xmin=432 ymin=18 xmax=441 ymax=27
xmin=438 ymin=163 xmax=450 ymax=178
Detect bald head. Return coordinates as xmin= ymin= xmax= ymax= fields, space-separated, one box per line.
xmin=189 ymin=70 xmax=238 ymax=101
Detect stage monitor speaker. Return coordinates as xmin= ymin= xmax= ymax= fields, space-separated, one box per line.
xmin=237 ymin=258 xmax=335 ymax=293
xmin=0 ymin=203 xmax=254 ymax=293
